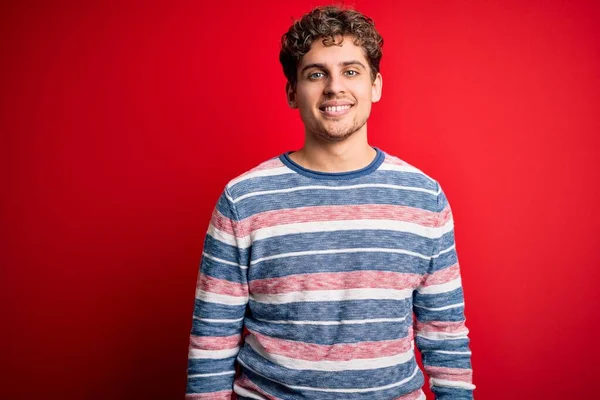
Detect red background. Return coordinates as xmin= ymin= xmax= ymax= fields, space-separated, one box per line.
xmin=2 ymin=0 xmax=599 ymax=398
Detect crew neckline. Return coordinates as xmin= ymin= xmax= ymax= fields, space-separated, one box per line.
xmin=279 ymin=147 xmax=385 ymax=180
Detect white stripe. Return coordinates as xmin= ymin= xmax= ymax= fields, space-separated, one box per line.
xmin=188 ymin=370 xmax=235 ymax=378
xmin=427 ymin=350 xmax=472 ymax=355
xmin=418 ymin=277 xmax=462 ymax=295
xmin=207 ymin=223 xmax=237 ymax=246
xmin=188 ymin=346 xmax=239 ymax=359
xmin=208 ymin=223 xmax=252 ymax=249
xmin=229 ymin=166 xmax=293 ymax=187
xmin=253 ymin=316 xmax=407 ymax=325
xmin=251 ymin=247 xmax=430 ymax=265
xmin=430 ymin=377 xmax=476 ymax=390
xmin=245 ymin=334 xmax=414 ymax=372
xmin=196 ymin=290 xmax=248 ymax=306
xmin=438 ymin=219 xmax=454 ymax=237
xmin=413 ymin=302 xmax=464 ymax=311
xmin=233 ymin=184 xmax=438 ymax=203
xmin=233 ymin=385 xmax=269 ymax=400
xmin=238 ymin=357 xmax=421 ymax=393
xmin=193 ymin=316 xmax=244 ymax=323
xmin=251 ymin=219 xmax=443 ymax=243
xmin=416 ymin=330 xmax=469 ymax=341
xmin=202 ymin=252 xmax=247 ymax=269
xmin=250 ymin=288 xmax=414 ymax=305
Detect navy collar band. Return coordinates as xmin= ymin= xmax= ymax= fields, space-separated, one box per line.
xmin=279 ymin=147 xmax=385 ymax=180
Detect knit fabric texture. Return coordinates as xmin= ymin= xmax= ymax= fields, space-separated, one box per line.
xmin=186 ymin=147 xmax=475 ymax=399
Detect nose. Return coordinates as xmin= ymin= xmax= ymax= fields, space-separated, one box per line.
xmin=324 ymin=73 xmax=345 ymax=96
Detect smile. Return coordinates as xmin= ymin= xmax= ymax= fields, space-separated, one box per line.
xmin=319 ymin=104 xmax=353 ymax=117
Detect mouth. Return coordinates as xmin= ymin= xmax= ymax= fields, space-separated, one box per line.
xmin=319 ymin=104 xmax=354 ymax=117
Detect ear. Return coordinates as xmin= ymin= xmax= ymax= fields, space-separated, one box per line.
xmin=371 ymin=72 xmax=383 ymax=103
xmin=286 ymin=82 xmax=297 ymax=108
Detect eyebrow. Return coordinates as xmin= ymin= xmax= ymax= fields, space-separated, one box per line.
xmin=300 ymin=60 xmax=367 ymax=75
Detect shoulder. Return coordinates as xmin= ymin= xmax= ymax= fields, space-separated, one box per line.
xmin=379 ymin=149 xmax=440 ymax=193
xmin=223 ymin=154 xmax=293 ymax=199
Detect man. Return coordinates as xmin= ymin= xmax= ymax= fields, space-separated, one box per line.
xmin=186 ymin=5 xmax=474 ymax=400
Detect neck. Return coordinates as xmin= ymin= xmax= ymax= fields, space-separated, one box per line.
xmin=289 ymin=126 xmax=376 ymax=173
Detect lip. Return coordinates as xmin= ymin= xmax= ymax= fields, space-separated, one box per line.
xmin=319 ymin=100 xmax=354 ymax=108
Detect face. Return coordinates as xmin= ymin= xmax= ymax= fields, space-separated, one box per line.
xmin=287 ymin=35 xmax=383 ymax=142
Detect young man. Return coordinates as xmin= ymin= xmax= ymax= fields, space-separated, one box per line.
xmin=186 ymin=6 xmax=474 ymax=400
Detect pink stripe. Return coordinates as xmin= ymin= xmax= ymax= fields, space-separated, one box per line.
xmin=210 ymin=209 xmax=237 ymax=236
xmin=197 ymin=274 xmax=247 ymax=297
xmin=438 ymin=205 xmax=452 ymax=225
xmin=414 ymin=320 xmax=467 ymax=333
xmin=185 ymin=390 xmax=232 ymax=400
xmin=249 ymin=330 xmax=413 ymax=361
xmin=238 ymin=158 xmax=285 ymax=176
xmin=237 ymin=204 xmax=439 ymax=236
xmin=393 ymin=388 xmax=424 ymax=400
xmin=189 ymin=334 xmax=242 ymax=351
xmin=236 ymin=374 xmax=281 ymax=400
xmin=250 ymin=271 xmax=422 ymax=294
xmin=383 ymin=157 xmax=410 ymax=167
xmin=421 ymin=263 xmax=460 ymax=287
xmin=212 ymin=191 xmax=450 ymax=239
xmin=426 ymin=366 xmax=473 ymax=383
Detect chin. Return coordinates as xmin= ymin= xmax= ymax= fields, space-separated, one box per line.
xmin=315 ymin=128 xmax=355 ymax=142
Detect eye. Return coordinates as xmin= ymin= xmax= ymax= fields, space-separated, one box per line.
xmin=309 ymin=71 xmax=325 ymax=79
xmin=344 ymin=70 xmax=359 ymax=76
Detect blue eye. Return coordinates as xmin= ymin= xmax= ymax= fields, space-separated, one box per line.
xmin=309 ymin=72 xmax=325 ymax=79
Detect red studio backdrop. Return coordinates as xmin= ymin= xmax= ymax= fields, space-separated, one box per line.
xmin=2 ymin=0 xmax=599 ymax=398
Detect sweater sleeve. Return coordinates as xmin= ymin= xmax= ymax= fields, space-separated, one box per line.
xmin=413 ymin=182 xmax=475 ymax=399
xmin=186 ymin=187 xmax=249 ymax=399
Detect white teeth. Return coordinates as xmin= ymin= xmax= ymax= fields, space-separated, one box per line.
xmin=324 ymin=105 xmax=351 ymax=112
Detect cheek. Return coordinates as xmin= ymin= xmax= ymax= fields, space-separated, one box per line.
xmin=356 ymin=84 xmax=373 ymax=101
xmin=296 ymin=85 xmax=321 ymax=105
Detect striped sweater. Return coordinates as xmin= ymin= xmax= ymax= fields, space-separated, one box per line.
xmin=186 ymin=147 xmax=475 ymax=399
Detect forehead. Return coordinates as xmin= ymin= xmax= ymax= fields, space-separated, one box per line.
xmin=299 ymin=35 xmax=368 ymax=68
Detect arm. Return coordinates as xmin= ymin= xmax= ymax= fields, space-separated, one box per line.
xmin=413 ymin=182 xmax=475 ymax=399
xmin=186 ymin=187 xmax=249 ymax=399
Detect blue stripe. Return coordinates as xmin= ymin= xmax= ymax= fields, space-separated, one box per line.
xmin=194 ymin=300 xmax=246 ymax=320
xmin=416 ymin=337 xmax=471 ymax=352
xmin=431 ymin=250 xmax=458 ymax=271
xmin=186 ymin=373 xmax=235 ymax=393
xmin=249 ymin=299 xmax=411 ymax=322
xmin=251 ymin=230 xmax=432 ymax=262
xmin=436 ymin=230 xmax=455 ymax=251
xmin=248 ymin=252 xmax=429 ymax=280
xmin=200 ymin=257 xmax=248 ymax=283
xmin=421 ymin=349 xmax=472 ymax=369
xmin=431 ymin=386 xmax=473 ymax=399
xmin=235 ymin=188 xmax=437 ymax=220
xmin=414 ymin=287 xmax=465 ymax=310
xmin=216 ymin=191 xmax=238 ymax=220
xmin=187 ymin=356 xmax=236 ymax=375
xmin=203 ymin=235 xmax=250 ymax=267
xmin=413 ymin=305 xmax=466 ymax=322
